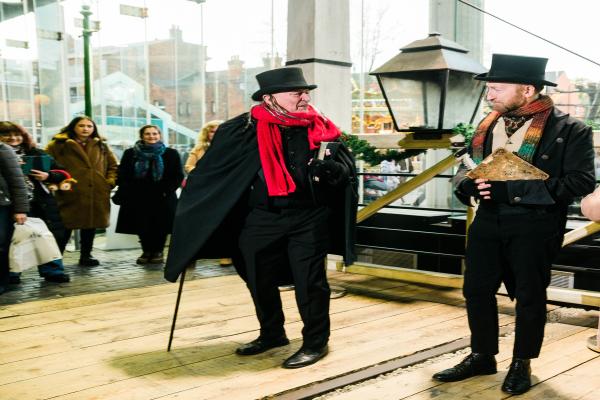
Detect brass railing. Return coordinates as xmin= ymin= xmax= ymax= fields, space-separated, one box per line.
xmin=356 ymin=153 xmax=461 ymax=223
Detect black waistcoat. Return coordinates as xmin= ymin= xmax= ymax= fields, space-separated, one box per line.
xmin=248 ymin=126 xmax=317 ymax=209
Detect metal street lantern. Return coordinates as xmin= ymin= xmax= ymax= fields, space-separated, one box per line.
xmin=371 ymin=33 xmax=486 ymax=137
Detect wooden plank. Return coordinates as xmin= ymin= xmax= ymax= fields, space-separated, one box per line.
xmin=345 ymin=263 xmax=463 ymax=289
xmin=2 ymin=274 xmax=242 ymax=316
xmin=0 ymin=300 xmax=465 ymax=399
xmin=5 ymin=272 xmax=589 ymax=400
xmin=0 ymin=309 xmax=18 ymax=319
xmin=322 ymin=323 xmax=591 ymax=400
xmin=43 ymin=309 xmax=475 ymax=400
xmin=395 ymin=326 xmax=595 ymax=400
xmin=0 ymin=283 xmax=437 ymax=383
xmin=0 ymin=275 xmax=426 ymax=364
xmin=345 ymin=265 xmax=600 ymax=307
xmin=2 ymin=276 xmax=478 ymax=398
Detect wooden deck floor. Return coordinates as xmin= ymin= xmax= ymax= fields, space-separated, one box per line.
xmin=0 ymin=271 xmax=597 ymax=400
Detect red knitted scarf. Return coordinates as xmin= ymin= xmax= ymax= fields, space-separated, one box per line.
xmin=251 ymin=104 xmax=341 ymax=196
xmin=472 ymin=95 xmax=554 ymax=163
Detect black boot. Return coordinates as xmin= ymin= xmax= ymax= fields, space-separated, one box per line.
xmin=79 ymin=229 xmax=99 ymax=266
xmin=44 ymin=274 xmax=71 ymax=283
xmin=148 ymin=252 xmax=164 ymax=264
xmin=501 ymin=358 xmax=531 ymax=394
xmin=79 ymin=255 xmax=100 ymax=266
xmin=136 ymin=252 xmax=151 ymax=264
xmin=148 ymin=251 xmax=165 ymax=264
xmin=433 ymin=353 xmax=497 ymax=382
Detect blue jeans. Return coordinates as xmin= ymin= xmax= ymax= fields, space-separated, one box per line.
xmin=38 ymin=259 xmax=66 ymax=276
xmin=9 ymin=259 xmax=66 ymax=279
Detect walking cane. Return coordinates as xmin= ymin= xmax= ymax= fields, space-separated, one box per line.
xmin=167 ymin=264 xmax=190 ymax=351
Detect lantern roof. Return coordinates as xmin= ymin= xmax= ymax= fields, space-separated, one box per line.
xmin=371 ymin=33 xmax=486 ymax=75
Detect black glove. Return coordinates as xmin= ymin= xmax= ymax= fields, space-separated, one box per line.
xmin=485 ymin=181 xmax=509 ymax=203
xmin=459 ymin=178 xmax=481 ymax=198
xmin=310 ymin=159 xmax=348 ymax=186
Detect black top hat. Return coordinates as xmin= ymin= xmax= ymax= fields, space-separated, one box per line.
xmin=474 ymin=54 xmax=557 ymax=87
xmin=252 ymin=67 xmax=317 ymax=101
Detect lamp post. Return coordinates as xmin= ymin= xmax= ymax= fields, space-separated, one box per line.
xmin=81 ymin=4 xmax=94 ymax=118
xmin=370 ymin=33 xmax=486 ymax=140
xmin=189 ymin=0 xmax=206 ymax=132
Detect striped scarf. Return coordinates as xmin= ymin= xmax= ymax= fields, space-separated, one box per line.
xmin=471 ymin=95 xmax=554 ymax=164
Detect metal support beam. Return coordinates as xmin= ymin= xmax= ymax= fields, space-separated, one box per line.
xmin=563 ymin=221 xmax=600 ymax=247
xmin=342 ymin=262 xmax=600 ymax=307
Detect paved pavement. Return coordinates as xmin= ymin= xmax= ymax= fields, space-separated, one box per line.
xmin=0 ymin=240 xmax=236 ymax=306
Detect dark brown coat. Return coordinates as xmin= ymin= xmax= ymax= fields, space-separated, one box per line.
xmin=45 ymin=133 xmax=118 ymax=229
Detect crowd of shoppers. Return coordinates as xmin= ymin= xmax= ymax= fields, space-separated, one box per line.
xmin=0 ymin=113 xmax=240 ymax=295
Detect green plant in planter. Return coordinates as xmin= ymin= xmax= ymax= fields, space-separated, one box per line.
xmin=340 ymin=133 xmax=425 ymax=166
xmin=452 ymin=123 xmax=476 ymax=147
xmin=341 ymin=122 xmax=475 ymax=166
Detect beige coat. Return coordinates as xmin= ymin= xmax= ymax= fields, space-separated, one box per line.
xmin=184 ymin=146 xmax=206 ymax=173
xmin=45 ymin=133 xmax=118 ymax=229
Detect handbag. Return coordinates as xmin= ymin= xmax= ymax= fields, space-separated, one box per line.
xmin=112 ymin=186 xmax=125 ymax=205
xmin=9 ymin=217 xmax=62 ymax=272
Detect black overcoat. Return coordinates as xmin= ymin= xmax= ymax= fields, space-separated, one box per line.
xmin=24 ymin=147 xmax=68 ymax=246
xmin=455 ymin=107 xmax=596 ymax=214
xmin=455 ymin=107 xmax=596 ymax=297
xmin=115 ymin=147 xmax=183 ymax=236
xmin=164 ymin=112 xmax=357 ymax=283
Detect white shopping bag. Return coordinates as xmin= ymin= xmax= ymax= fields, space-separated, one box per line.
xmin=9 ymin=217 xmax=62 ymax=272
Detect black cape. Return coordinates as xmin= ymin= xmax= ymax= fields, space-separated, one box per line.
xmin=164 ymin=112 xmax=357 ymax=283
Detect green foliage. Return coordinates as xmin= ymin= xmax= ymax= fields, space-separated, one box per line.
xmin=585 ymin=120 xmax=600 ymax=130
xmin=341 ymin=123 xmax=475 ymax=165
xmin=452 ymin=123 xmax=476 ymax=147
xmin=340 ymin=133 xmax=425 ymax=166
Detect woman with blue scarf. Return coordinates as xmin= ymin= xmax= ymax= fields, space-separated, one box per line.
xmin=114 ymin=125 xmax=183 ymax=264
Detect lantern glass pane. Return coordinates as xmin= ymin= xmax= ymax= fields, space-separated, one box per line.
xmin=443 ymin=71 xmax=485 ymax=128
xmin=380 ymin=73 xmax=441 ymax=130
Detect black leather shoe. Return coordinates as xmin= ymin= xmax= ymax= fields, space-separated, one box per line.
xmin=433 ymin=353 xmax=497 ymax=382
xmin=282 ymin=345 xmax=328 ymax=369
xmin=148 ymin=252 xmax=164 ymax=264
xmin=44 ymin=274 xmax=71 ymax=283
xmin=79 ymin=256 xmax=100 ymax=266
xmin=136 ymin=253 xmax=151 ymax=264
xmin=501 ymin=358 xmax=531 ymax=395
xmin=235 ymin=336 xmax=289 ymax=356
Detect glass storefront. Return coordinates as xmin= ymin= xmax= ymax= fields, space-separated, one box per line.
xmin=0 ymin=0 xmax=287 ymax=152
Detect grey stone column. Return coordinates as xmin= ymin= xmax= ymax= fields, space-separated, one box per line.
xmin=427 ymin=1 xmax=485 ymax=209
xmin=286 ymin=0 xmax=352 ymax=132
xmin=429 ymin=0 xmax=484 ymax=63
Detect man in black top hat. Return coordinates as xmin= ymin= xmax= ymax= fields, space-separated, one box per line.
xmin=164 ymin=67 xmax=357 ymax=369
xmin=432 ymin=54 xmax=595 ymax=394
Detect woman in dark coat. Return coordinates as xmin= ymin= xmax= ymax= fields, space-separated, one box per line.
xmin=115 ymin=124 xmax=183 ymax=264
xmin=0 ymin=121 xmax=70 ymax=283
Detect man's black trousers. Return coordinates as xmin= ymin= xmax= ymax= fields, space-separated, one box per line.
xmin=464 ymin=210 xmax=563 ymax=359
xmin=238 ymin=206 xmax=331 ymax=350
